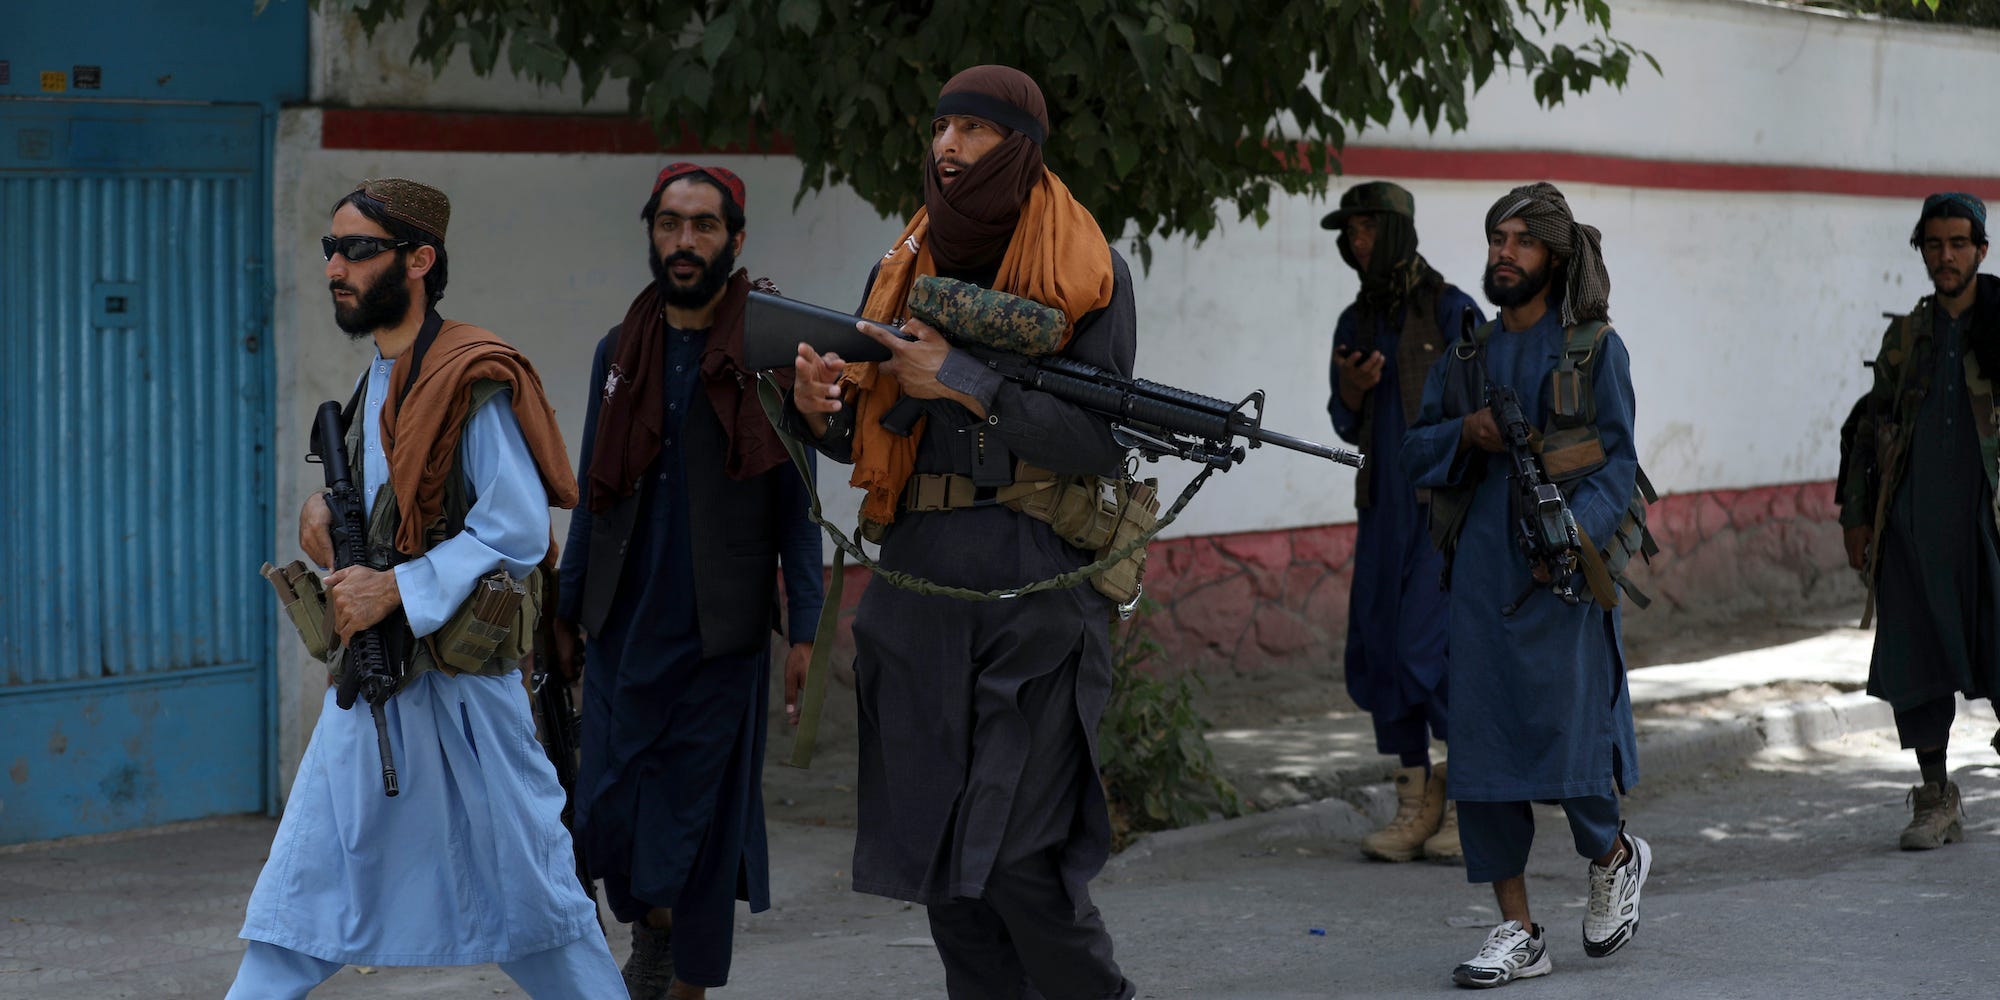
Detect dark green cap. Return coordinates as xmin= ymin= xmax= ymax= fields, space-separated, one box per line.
xmin=1320 ymin=180 xmax=1415 ymax=230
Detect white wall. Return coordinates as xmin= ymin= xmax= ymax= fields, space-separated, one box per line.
xmin=269 ymin=0 xmax=2000 ymax=780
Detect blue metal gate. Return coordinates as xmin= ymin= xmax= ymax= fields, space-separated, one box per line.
xmin=0 ymin=102 xmax=271 ymax=841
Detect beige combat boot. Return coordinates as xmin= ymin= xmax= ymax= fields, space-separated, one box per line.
xmin=1362 ymin=765 xmax=1446 ymax=862
xmin=1421 ymin=762 xmax=1463 ymax=863
xmin=1899 ymin=780 xmax=1963 ymax=850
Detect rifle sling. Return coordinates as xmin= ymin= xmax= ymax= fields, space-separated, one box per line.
xmin=753 ymin=375 xmax=1211 ymax=766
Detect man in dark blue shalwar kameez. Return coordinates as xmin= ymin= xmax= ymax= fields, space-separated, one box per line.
xmin=1404 ymin=183 xmax=1652 ymax=989
xmin=553 ymin=164 xmax=824 ymax=1000
xmin=1323 ymin=180 xmax=1484 ymax=865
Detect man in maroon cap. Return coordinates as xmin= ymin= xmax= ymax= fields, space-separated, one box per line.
xmin=553 ymin=164 xmax=825 ymax=999
xmin=790 ymin=66 xmax=1138 ymax=1000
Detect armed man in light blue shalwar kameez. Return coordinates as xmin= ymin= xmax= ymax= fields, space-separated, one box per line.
xmin=1403 ymin=182 xmax=1652 ymax=990
xmin=227 ymin=179 xmax=622 ymax=999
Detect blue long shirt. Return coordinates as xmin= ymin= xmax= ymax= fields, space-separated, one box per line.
xmin=1401 ymin=308 xmax=1641 ymax=801
xmin=1326 ymin=291 xmax=1481 ymax=721
xmin=239 ymin=355 xmax=597 ymax=967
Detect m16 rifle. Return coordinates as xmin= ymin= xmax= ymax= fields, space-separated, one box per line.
xmin=1488 ymin=383 xmax=1583 ymax=615
xmin=309 ymin=400 xmax=408 ymax=797
xmin=742 ymin=289 xmax=1362 ymax=473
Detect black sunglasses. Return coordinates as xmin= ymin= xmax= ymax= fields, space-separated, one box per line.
xmin=321 ymin=234 xmax=414 ymax=262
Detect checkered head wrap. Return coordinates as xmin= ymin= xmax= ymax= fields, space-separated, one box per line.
xmin=1485 ymin=181 xmax=1609 ymax=326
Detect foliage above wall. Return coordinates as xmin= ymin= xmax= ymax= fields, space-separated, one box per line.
xmin=313 ymin=0 xmax=1651 ymax=263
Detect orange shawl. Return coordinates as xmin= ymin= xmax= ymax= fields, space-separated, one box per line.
xmin=379 ymin=320 xmax=580 ymax=560
xmin=843 ymin=169 xmax=1116 ymax=525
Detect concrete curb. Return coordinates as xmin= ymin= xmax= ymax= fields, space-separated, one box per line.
xmin=1122 ymin=689 xmax=1906 ymax=863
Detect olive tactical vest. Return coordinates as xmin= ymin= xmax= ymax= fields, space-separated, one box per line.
xmin=1427 ymin=319 xmax=1659 ymax=609
xmin=1350 ymin=280 xmax=1454 ymax=510
xmin=334 ymin=377 xmax=542 ymax=687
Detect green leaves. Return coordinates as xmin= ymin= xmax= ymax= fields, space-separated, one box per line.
xmin=1097 ymin=599 xmax=1245 ymax=849
xmin=325 ymin=0 xmax=1657 ymax=261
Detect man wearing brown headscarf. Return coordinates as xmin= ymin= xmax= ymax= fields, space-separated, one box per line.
xmin=228 ymin=179 xmax=622 ymax=997
xmin=1404 ymin=182 xmax=1650 ymax=989
xmin=790 ymin=65 xmax=1137 ymax=1000
xmin=553 ymin=164 xmax=824 ymax=1000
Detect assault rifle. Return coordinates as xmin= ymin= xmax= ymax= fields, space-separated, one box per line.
xmin=309 ymin=400 xmax=407 ymax=797
xmin=528 ymin=583 xmax=597 ymax=906
xmin=742 ymin=291 xmax=1362 ymax=471
xmin=1488 ymin=383 xmax=1583 ymax=615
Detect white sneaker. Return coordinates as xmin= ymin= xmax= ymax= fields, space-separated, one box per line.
xmin=1582 ymin=826 xmax=1651 ymax=958
xmin=1452 ymin=920 xmax=1551 ymax=989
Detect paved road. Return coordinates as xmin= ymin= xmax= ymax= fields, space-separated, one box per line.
xmin=5 ymin=707 xmax=1997 ymax=998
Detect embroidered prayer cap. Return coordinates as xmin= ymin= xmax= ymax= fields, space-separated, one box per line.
xmin=1911 ymin=191 xmax=1990 ymax=250
xmin=1921 ymin=191 xmax=1987 ymax=228
xmin=1485 ymin=181 xmax=1610 ymax=327
xmin=1321 ymin=181 xmax=1416 ymax=230
xmin=936 ymin=65 xmax=1050 ymax=146
xmin=355 ymin=178 xmax=450 ymax=244
xmin=649 ymin=162 xmax=747 ymax=213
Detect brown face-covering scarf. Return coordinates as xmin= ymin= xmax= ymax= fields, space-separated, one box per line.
xmin=586 ymin=269 xmax=792 ymax=513
xmin=839 ymin=65 xmax=1115 ymax=527
xmin=1339 ymin=212 xmax=1442 ymax=324
xmin=1485 ymin=181 xmax=1611 ymax=326
xmin=924 ymin=65 xmax=1051 ymax=272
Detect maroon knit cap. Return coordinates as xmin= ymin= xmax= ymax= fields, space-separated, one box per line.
xmin=649 ymin=162 xmax=747 ymax=212
xmin=925 ymin=66 xmax=1048 ymax=271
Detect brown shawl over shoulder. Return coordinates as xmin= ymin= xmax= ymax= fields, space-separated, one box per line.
xmin=379 ymin=319 xmax=579 ymax=559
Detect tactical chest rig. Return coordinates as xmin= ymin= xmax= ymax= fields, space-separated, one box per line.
xmin=1428 ymin=316 xmax=1659 ymax=610
xmin=266 ymin=336 xmax=541 ymax=692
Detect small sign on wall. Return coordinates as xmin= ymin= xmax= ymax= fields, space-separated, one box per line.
xmin=40 ymin=70 xmax=64 ymax=92
xmin=0 ymin=62 xmax=11 ymax=86
xmin=74 ymin=66 xmax=100 ymax=90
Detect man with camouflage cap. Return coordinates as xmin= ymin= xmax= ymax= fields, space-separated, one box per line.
xmin=1323 ymin=180 xmax=1484 ymax=867
xmin=1842 ymin=191 xmax=2000 ymax=852
xmin=790 ymin=65 xmax=1138 ymax=999
xmin=226 ymin=179 xmax=622 ymax=998
xmin=1404 ymin=182 xmax=1650 ymax=988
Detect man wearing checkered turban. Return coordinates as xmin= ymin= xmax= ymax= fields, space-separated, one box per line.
xmin=1403 ymin=181 xmax=1652 ymax=987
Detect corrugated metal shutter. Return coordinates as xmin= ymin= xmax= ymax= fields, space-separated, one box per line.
xmin=0 ymin=103 xmax=269 ymax=841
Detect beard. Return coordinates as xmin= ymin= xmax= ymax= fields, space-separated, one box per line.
xmin=1483 ymin=259 xmax=1552 ymax=309
xmin=329 ymin=265 xmax=412 ymax=338
xmin=652 ymin=243 xmax=738 ymax=309
xmin=1931 ymin=263 xmax=1975 ymax=298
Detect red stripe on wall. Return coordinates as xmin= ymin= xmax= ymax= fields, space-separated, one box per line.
xmin=319 ymin=108 xmax=2000 ymax=200
xmin=1333 ymin=145 xmax=2000 ymax=201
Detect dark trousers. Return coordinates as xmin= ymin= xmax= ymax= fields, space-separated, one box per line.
xmin=1894 ymin=694 xmax=1958 ymax=750
xmin=1458 ymin=795 xmax=1622 ymax=884
xmin=926 ymin=849 xmax=1134 ymax=1000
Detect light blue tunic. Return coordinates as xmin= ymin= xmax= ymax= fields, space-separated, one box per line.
xmin=239 ymin=353 xmax=601 ymax=966
xmin=1402 ymin=310 xmax=1641 ymax=801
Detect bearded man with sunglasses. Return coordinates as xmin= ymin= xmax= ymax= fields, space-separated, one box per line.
xmin=552 ymin=164 xmax=824 ymax=1000
xmin=226 ymin=179 xmax=623 ymax=999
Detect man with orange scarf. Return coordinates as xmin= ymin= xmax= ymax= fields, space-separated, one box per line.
xmin=790 ymin=66 xmax=1138 ymax=999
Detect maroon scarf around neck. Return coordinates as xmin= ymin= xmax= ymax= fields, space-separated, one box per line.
xmin=585 ymin=270 xmax=791 ymax=512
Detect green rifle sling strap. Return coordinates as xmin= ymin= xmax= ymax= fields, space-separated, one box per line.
xmin=752 ymin=375 xmax=1214 ymax=764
